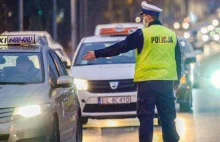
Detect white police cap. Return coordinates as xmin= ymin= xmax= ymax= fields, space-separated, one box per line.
xmin=140 ymin=1 xmax=163 ymax=17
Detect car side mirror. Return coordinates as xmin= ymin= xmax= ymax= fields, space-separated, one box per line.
xmin=0 ymin=57 xmax=6 ymax=64
xmin=56 ymin=76 xmax=73 ymax=88
xmin=185 ymin=57 xmax=196 ymax=65
xmin=63 ymin=60 xmax=71 ymax=69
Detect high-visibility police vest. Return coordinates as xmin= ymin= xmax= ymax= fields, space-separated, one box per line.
xmin=134 ymin=25 xmax=178 ymax=82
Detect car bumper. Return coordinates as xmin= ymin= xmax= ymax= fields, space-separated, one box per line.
xmin=0 ymin=112 xmax=52 ymax=142
xmin=78 ymin=90 xmax=158 ymax=118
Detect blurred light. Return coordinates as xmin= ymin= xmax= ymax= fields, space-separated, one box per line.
xmin=212 ymin=19 xmax=219 ymax=26
xmin=14 ymin=105 xmax=42 ymax=117
xmin=214 ymin=34 xmax=220 ymax=41
xmin=197 ymin=31 xmax=203 ymax=39
xmin=8 ymin=11 xmax=12 ymax=17
xmin=174 ymin=22 xmax=180 ymax=29
xmin=38 ymin=10 xmax=43 ymax=16
xmin=184 ymin=32 xmax=190 ymax=39
xmin=184 ymin=17 xmax=190 ymax=23
xmin=182 ymin=22 xmax=189 ymax=29
xmin=106 ymin=120 xmax=118 ymax=127
xmin=181 ymin=41 xmax=186 ymax=46
xmin=74 ymin=79 xmax=88 ymax=90
xmin=60 ymin=12 xmax=64 ymax=18
xmin=135 ymin=17 xmax=141 ymax=23
xmin=208 ymin=25 xmax=214 ymax=31
xmin=202 ymin=35 xmax=209 ymax=41
xmin=210 ymin=70 xmax=220 ymax=88
xmin=215 ymin=27 xmax=220 ymax=33
xmin=190 ymin=12 xmax=198 ymax=24
xmin=201 ymin=27 xmax=208 ymax=34
xmin=181 ymin=75 xmax=187 ymax=84
xmin=210 ymin=31 xmax=216 ymax=37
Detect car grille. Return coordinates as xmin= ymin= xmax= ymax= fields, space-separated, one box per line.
xmin=87 ymin=79 xmax=136 ymax=93
xmin=83 ymin=103 xmax=137 ymax=113
xmin=0 ymin=107 xmax=15 ymax=124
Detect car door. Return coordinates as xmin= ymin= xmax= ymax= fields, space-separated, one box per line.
xmin=47 ymin=51 xmax=78 ymax=141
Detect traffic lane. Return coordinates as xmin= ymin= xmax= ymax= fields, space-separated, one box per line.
xmin=83 ymin=88 xmax=220 ymax=142
xmin=83 ymin=113 xmax=196 ymax=142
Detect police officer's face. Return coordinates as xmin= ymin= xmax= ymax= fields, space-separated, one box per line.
xmin=143 ymin=14 xmax=151 ymax=23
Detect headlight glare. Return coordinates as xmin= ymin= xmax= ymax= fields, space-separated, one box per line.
xmin=74 ymin=79 xmax=88 ymax=90
xmin=210 ymin=70 xmax=220 ymax=89
xmin=13 ymin=105 xmax=42 ymax=118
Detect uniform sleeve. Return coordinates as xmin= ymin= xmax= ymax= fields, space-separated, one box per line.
xmin=175 ymin=39 xmax=182 ymax=83
xmin=94 ymin=29 xmax=143 ymax=58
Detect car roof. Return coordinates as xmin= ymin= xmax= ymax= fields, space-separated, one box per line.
xmin=82 ymin=36 xmax=126 ymax=43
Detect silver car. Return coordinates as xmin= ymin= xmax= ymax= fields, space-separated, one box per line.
xmin=0 ymin=36 xmax=82 ymax=142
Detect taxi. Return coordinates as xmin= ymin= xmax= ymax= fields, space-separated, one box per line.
xmin=1 ymin=31 xmax=71 ymax=70
xmin=0 ymin=35 xmax=82 ymax=142
xmin=71 ymin=23 xmax=160 ymax=125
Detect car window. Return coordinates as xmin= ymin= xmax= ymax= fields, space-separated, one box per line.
xmin=47 ymin=52 xmax=59 ymax=83
xmin=0 ymin=53 xmax=44 ymax=84
xmin=75 ymin=42 xmax=136 ymax=66
xmin=50 ymin=51 xmax=68 ymax=76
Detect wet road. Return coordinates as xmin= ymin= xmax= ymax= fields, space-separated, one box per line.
xmin=83 ymin=88 xmax=220 ymax=142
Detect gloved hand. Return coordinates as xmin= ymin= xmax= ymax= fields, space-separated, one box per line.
xmin=173 ymin=80 xmax=180 ymax=91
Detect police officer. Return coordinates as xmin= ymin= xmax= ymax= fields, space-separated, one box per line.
xmin=84 ymin=1 xmax=181 ymax=142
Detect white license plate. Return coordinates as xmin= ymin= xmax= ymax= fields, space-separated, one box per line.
xmin=98 ymin=96 xmax=131 ymax=104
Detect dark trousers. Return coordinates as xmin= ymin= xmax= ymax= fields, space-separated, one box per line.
xmin=137 ymin=81 xmax=180 ymax=142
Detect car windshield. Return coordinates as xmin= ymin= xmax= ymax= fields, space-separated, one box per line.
xmin=75 ymin=42 xmax=135 ymax=66
xmin=179 ymin=39 xmax=194 ymax=54
xmin=0 ymin=53 xmax=44 ymax=84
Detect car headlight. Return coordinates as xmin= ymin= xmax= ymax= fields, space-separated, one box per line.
xmin=74 ymin=79 xmax=88 ymax=90
xmin=210 ymin=70 xmax=220 ymax=89
xmin=12 ymin=104 xmax=50 ymax=119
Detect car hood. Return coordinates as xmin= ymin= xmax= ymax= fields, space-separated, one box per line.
xmin=0 ymin=84 xmax=43 ymax=108
xmin=71 ymin=64 xmax=135 ymax=80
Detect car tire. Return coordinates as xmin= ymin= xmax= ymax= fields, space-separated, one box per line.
xmin=81 ymin=117 xmax=88 ymax=125
xmin=179 ymin=91 xmax=192 ymax=112
xmin=50 ymin=117 xmax=60 ymax=142
xmin=76 ymin=115 xmax=83 ymax=142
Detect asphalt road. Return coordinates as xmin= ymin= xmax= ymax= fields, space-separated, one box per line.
xmin=82 ymin=88 xmax=220 ymax=142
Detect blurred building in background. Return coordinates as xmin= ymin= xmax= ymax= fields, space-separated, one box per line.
xmin=0 ymin=0 xmax=219 ymax=53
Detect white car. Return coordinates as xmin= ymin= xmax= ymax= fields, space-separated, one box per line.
xmin=71 ymin=35 xmax=159 ymax=125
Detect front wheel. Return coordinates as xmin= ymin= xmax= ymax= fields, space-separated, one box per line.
xmin=50 ymin=117 xmax=60 ymax=142
xmin=179 ymin=91 xmax=192 ymax=112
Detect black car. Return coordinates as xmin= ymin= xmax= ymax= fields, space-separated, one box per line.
xmin=176 ymin=37 xmax=199 ymax=112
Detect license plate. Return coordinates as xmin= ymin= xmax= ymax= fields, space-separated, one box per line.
xmin=98 ymin=96 xmax=131 ymax=104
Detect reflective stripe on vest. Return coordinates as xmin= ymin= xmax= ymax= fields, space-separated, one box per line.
xmin=134 ymin=25 xmax=177 ymax=82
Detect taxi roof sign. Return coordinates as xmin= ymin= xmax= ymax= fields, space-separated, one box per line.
xmin=0 ymin=35 xmax=40 ymax=46
xmin=100 ymin=27 xmax=138 ymax=36
xmin=95 ymin=23 xmax=144 ymax=36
